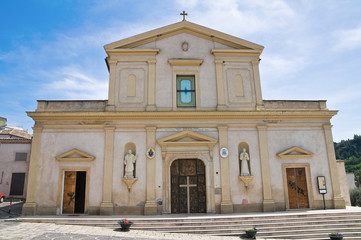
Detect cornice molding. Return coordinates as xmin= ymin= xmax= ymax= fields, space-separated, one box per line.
xmin=27 ymin=110 xmax=338 ymax=122
xmin=168 ymin=59 xmax=203 ymax=66
xmin=211 ymin=49 xmax=262 ymax=57
xmin=106 ymin=49 xmax=159 ymax=57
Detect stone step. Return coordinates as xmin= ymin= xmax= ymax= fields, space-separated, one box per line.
xmin=13 ymin=209 xmax=361 ymax=239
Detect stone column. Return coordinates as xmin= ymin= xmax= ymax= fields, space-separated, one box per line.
xmin=100 ymin=126 xmax=115 ymax=215
xmin=22 ymin=126 xmax=43 ymax=215
xmin=251 ymin=61 xmax=264 ymax=110
xmin=146 ymin=59 xmax=157 ymax=111
xmin=323 ymin=125 xmax=346 ymax=209
xmin=144 ymin=126 xmax=157 ymax=215
xmin=217 ymin=126 xmax=233 ymax=213
xmin=106 ymin=59 xmax=117 ymax=111
xmin=215 ymin=60 xmax=226 ymax=110
xmin=257 ymin=125 xmax=275 ymax=212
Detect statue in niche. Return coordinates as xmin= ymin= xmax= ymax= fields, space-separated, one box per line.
xmin=124 ymin=149 xmax=136 ymax=179
xmin=240 ymin=148 xmax=250 ymax=176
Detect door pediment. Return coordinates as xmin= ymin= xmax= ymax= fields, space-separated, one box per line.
xmin=55 ymin=148 xmax=95 ymax=162
xmin=158 ymin=130 xmax=217 ymax=147
xmin=157 ymin=130 xmax=217 ymax=152
xmin=277 ymin=146 xmax=313 ymax=159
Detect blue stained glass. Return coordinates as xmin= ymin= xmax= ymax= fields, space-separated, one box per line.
xmin=180 ymin=79 xmax=191 ymax=103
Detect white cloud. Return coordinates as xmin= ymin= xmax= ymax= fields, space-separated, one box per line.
xmin=44 ymin=66 xmax=108 ymax=100
xmin=333 ymin=24 xmax=361 ymax=51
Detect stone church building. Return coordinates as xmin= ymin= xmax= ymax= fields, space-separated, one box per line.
xmin=23 ymin=20 xmax=346 ymax=215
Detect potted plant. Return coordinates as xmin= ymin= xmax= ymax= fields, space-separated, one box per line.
xmin=244 ymin=227 xmax=258 ymax=239
xmin=329 ymin=232 xmax=343 ymax=240
xmin=118 ymin=218 xmax=133 ymax=231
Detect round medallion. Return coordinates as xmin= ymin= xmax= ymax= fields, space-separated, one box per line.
xmin=147 ymin=148 xmax=155 ymax=159
xmin=220 ymin=147 xmax=229 ymax=158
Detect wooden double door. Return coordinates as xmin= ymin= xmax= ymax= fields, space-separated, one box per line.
xmin=62 ymin=171 xmax=86 ymax=214
xmin=171 ymin=159 xmax=206 ymax=213
xmin=286 ymin=168 xmax=309 ymax=209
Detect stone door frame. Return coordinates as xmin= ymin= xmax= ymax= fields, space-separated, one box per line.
xmin=282 ymin=163 xmax=314 ymax=209
xmin=57 ymin=167 xmax=90 ymax=215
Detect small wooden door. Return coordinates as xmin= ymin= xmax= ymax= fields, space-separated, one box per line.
xmin=286 ymin=168 xmax=309 ymax=209
xmin=62 ymin=171 xmax=86 ymax=214
xmin=171 ymin=159 xmax=206 ymax=213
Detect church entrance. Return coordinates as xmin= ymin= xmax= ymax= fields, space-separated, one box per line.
xmin=62 ymin=171 xmax=86 ymax=214
xmin=286 ymin=168 xmax=309 ymax=209
xmin=171 ymin=159 xmax=206 ymax=213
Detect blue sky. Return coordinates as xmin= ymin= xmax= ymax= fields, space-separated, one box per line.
xmin=1 ymin=0 xmax=361 ymax=142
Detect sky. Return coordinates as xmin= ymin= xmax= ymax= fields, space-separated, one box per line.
xmin=1 ymin=0 xmax=361 ymax=142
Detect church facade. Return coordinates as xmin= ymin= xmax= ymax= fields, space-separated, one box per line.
xmin=23 ymin=20 xmax=346 ymax=215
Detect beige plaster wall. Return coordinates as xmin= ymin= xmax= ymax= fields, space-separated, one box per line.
xmin=267 ymin=127 xmax=332 ymax=208
xmin=139 ymin=33 xmax=226 ymax=109
xmin=228 ymin=128 xmax=263 ymax=206
xmin=36 ymin=130 xmax=105 ymax=211
xmin=113 ymin=129 xmax=147 ymax=208
xmin=0 ymin=143 xmax=30 ymax=198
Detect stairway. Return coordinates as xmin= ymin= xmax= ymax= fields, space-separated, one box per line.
xmin=13 ymin=209 xmax=361 ymax=239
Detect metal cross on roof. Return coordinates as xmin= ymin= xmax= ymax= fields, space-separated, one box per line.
xmin=180 ymin=11 xmax=188 ymax=21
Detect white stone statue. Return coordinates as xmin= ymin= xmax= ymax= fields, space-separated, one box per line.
xmin=124 ymin=149 xmax=136 ymax=179
xmin=240 ymin=148 xmax=250 ymax=176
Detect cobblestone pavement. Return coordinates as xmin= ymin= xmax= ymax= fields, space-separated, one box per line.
xmin=0 ymin=220 xmax=243 ymax=240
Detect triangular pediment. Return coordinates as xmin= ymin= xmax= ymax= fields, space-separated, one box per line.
xmin=104 ymin=21 xmax=264 ymax=51
xmin=157 ymin=130 xmax=217 ymax=148
xmin=277 ymin=146 xmax=313 ymax=159
xmin=55 ymin=148 xmax=95 ymax=162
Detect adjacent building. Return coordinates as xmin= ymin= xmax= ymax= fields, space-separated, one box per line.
xmin=0 ymin=118 xmax=32 ymax=199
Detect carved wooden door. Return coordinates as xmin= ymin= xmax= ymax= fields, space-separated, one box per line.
xmin=63 ymin=171 xmax=76 ymax=214
xmin=286 ymin=168 xmax=309 ymax=209
xmin=171 ymin=159 xmax=206 ymax=213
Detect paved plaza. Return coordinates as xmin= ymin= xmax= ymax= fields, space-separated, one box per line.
xmin=0 ymin=220 xmax=245 ymax=240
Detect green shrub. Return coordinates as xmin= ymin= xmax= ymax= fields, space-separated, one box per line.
xmin=350 ymin=187 xmax=361 ymax=206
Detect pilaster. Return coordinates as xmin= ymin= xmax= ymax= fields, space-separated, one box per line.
xmin=217 ymin=126 xmax=233 ymax=213
xmin=323 ymin=125 xmax=346 ymax=209
xmin=215 ymin=60 xmax=226 ymax=110
xmin=106 ymin=59 xmax=117 ymax=111
xmin=22 ymin=126 xmax=43 ymax=215
xmin=251 ymin=61 xmax=264 ymax=110
xmin=146 ymin=59 xmax=157 ymax=111
xmin=257 ymin=125 xmax=275 ymax=212
xmin=100 ymin=126 xmax=115 ymax=215
xmin=144 ymin=126 xmax=157 ymax=215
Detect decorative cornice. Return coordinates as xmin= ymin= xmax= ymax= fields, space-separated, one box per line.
xmin=212 ymin=49 xmax=262 ymax=57
xmin=106 ymin=49 xmax=159 ymax=57
xmin=168 ymin=59 xmax=203 ymax=66
xmin=27 ymin=110 xmax=338 ymax=122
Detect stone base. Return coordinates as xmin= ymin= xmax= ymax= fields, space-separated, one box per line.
xmin=100 ymin=202 xmax=114 ymax=215
xmin=216 ymin=105 xmax=227 ymax=111
xmin=146 ymin=105 xmax=157 ymax=111
xmin=263 ymin=199 xmax=275 ymax=212
xmin=333 ymin=197 xmax=346 ymax=209
xmin=220 ymin=201 xmax=234 ymax=214
xmin=22 ymin=202 xmax=37 ymax=216
xmin=144 ymin=201 xmax=157 ymax=215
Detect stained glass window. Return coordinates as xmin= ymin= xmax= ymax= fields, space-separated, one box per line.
xmin=176 ymin=75 xmax=195 ymax=107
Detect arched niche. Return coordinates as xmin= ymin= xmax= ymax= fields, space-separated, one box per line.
xmin=124 ymin=142 xmax=136 ymax=178
xmin=238 ymin=142 xmax=251 ymax=176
